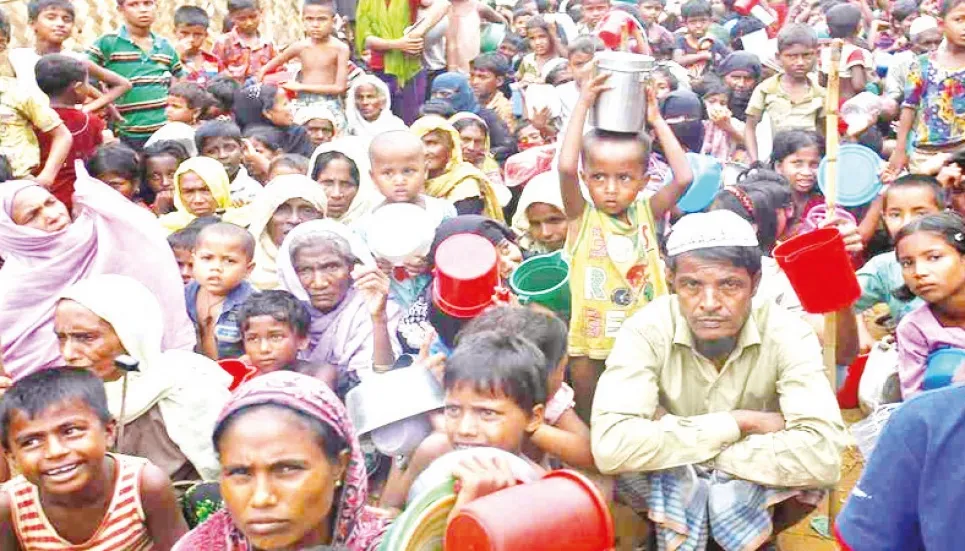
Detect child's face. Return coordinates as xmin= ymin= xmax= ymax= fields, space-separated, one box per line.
xmin=897 ymin=231 xmax=965 ymax=304
xmin=31 ymin=7 xmax=74 ymax=45
xmin=317 ymin=158 xmax=360 ymax=219
xmin=370 ymin=144 xmax=426 ymax=203
xmin=264 ymin=88 xmax=295 ymax=127
xmin=144 ymin=154 xmax=179 ymax=194
xmin=638 ymin=0 xmax=661 ymax=23
xmin=303 ymin=4 xmax=335 ymax=40
xmin=684 ymin=15 xmax=711 ymax=38
xmin=173 ymin=246 xmax=195 ymax=285
xmin=498 ymin=41 xmax=520 ymax=60
xmin=458 ymin=124 xmax=487 ymax=166
xmin=421 ymin=130 xmax=453 ymax=176
xmin=778 ymin=44 xmax=817 ymax=79
xmin=526 ymin=202 xmax=568 ymax=251
xmin=568 ymin=50 xmax=594 ymax=85
xmin=268 ymin=198 xmax=324 ymax=246
xmin=165 ymin=95 xmax=198 ymax=124
xmin=118 ymin=0 xmax=157 ymax=30
xmin=355 ymin=84 xmax=386 ymax=122
xmin=201 ymin=136 xmax=244 ymax=179
xmin=230 ymin=7 xmax=262 ymax=35
xmin=179 ymin=171 xmax=219 ymax=216
xmin=175 ymin=24 xmax=208 ymax=52
xmin=242 ymin=315 xmax=307 ymax=372
xmin=267 ymin=164 xmax=303 ymax=181
xmin=582 ymin=0 xmax=610 ymax=28
xmin=54 ymin=299 xmax=127 ymax=380
xmin=516 ymin=124 xmax=544 ymax=150
xmin=98 ymin=172 xmax=138 ymax=200
xmin=945 ymin=4 xmax=965 ymax=47
xmin=250 ymin=138 xmax=279 ymax=161
xmin=882 ymin=186 xmax=942 ymax=239
xmin=444 ymin=383 xmax=541 ymax=453
xmin=776 ymin=145 xmax=820 ymax=196
xmin=527 ymin=27 xmax=552 ymax=56
xmin=470 ymin=69 xmax=502 ymax=101
xmin=514 ymin=15 xmax=532 ymax=37
xmin=652 ymin=73 xmax=673 ymax=101
xmin=496 ymin=239 xmax=523 ymax=279
xmin=304 ymin=118 xmax=335 ymax=147
xmin=6 ymin=399 xmax=115 ymax=496
xmin=193 ymin=234 xmax=254 ymax=296
xmin=581 ymin=140 xmax=647 ymax=216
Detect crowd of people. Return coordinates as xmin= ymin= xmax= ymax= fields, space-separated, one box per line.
xmin=0 ymin=0 xmax=963 ymax=548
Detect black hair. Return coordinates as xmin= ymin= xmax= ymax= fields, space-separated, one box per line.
xmin=681 ymin=0 xmax=712 ymax=19
xmin=513 ymin=7 xmax=533 ymax=18
xmin=453 ymin=116 xmax=489 ymax=139
xmin=713 ymin=169 xmax=792 ymax=251
xmin=87 ymin=144 xmax=139 ymax=181
xmin=268 ymin=153 xmax=310 ymax=176
xmin=195 ymin=120 xmax=243 ymax=152
xmin=0 ymin=9 xmax=10 ymax=40
xmin=185 ymin=214 xmax=222 ymax=232
xmin=567 ymin=35 xmax=601 ymax=58
xmin=168 ymin=225 xmax=203 ymax=251
xmin=244 ymin=125 xmax=287 ymax=153
xmin=639 ymin=0 xmax=666 ymax=6
xmin=206 ymin=75 xmax=240 ymax=113
xmin=730 ymin=16 xmax=766 ymax=48
xmin=652 ymin=65 xmax=680 ymax=91
xmin=893 ymin=212 xmax=965 ymax=301
xmin=35 ymin=54 xmax=86 ymax=97
xmin=826 ymin=3 xmax=861 ymax=39
xmin=883 ymin=174 xmax=946 ymax=212
xmin=942 ymin=0 xmax=965 ymax=17
xmin=169 ymin=81 xmax=213 ymax=112
xmin=770 ymin=129 xmax=823 ymax=166
xmin=310 ymin=151 xmax=360 ymax=185
xmin=227 ymin=0 xmax=259 ymax=14
xmin=777 ymin=23 xmax=818 ymax=51
xmin=27 ymin=0 xmax=75 ymax=22
xmin=667 ymin=245 xmax=764 ymax=276
xmin=1 ymin=368 xmax=112 ymax=451
xmin=238 ymin=290 xmax=311 ymax=338
xmin=500 ymin=34 xmax=526 ymax=53
xmin=525 ymin=14 xmax=552 ymax=33
xmin=471 ymin=52 xmax=511 ymax=77
xmin=581 ymin=129 xmax=653 ymax=167
xmin=213 ymin=404 xmax=347 ymax=462
xmin=0 ymin=155 xmax=12 ymax=182
xmin=701 ymin=79 xmax=730 ymax=100
xmin=891 ymin=0 xmax=918 ymax=22
xmin=458 ymin=305 xmax=568 ymax=379
xmin=197 ymin=222 xmax=257 ymax=260
xmin=303 ymin=0 xmax=336 ymax=11
xmin=139 ymin=140 xmax=190 ymax=204
xmin=419 ymin=98 xmax=457 ymax=119
xmin=444 ymin=331 xmax=548 ymax=410
xmin=545 ymin=63 xmax=571 ymax=86
xmin=174 ymin=5 xmax=209 ymax=27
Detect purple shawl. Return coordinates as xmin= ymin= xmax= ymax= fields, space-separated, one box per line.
xmin=0 ymin=175 xmax=195 ymax=379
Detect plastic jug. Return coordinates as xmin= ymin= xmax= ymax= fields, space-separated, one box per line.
xmin=773 ymin=228 xmax=860 ymax=314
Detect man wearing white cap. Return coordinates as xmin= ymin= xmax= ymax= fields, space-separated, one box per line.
xmin=884 ymin=15 xmax=943 ymax=109
xmin=591 ymin=211 xmax=847 ymax=547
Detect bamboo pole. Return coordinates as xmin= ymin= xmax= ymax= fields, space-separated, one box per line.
xmin=824 ymin=38 xmax=843 ymax=531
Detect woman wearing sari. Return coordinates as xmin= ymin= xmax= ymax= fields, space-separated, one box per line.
xmin=429 ymin=72 xmax=515 ymax=161
xmin=345 ymin=76 xmax=407 ymax=141
xmin=248 ymin=175 xmax=328 ymax=290
xmin=410 ymin=115 xmax=505 ymax=221
xmin=159 ymin=157 xmax=253 ymax=233
xmin=451 ymin=112 xmax=506 ymax=191
xmin=0 ymin=168 xmax=194 ymax=379
xmin=308 ymin=136 xmax=381 ymax=225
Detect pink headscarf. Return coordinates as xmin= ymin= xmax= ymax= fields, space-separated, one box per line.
xmin=173 ymin=371 xmax=389 ymax=551
xmin=0 ymin=172 xmax=195 ymax=379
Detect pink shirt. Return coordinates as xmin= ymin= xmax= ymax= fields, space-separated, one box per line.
xmin=896 ymin=304 xmax=965 ymax=399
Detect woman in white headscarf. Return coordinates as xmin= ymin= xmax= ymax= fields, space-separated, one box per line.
xmin=308 ymin=136 xmax=381 ymax=225
xmin=56 ymin=274 xmax=231 ymax=481
xmin=247 ymin=174 xmax=328 ymax=290
xmin=345 ymin=75 xmax=407 ymax=139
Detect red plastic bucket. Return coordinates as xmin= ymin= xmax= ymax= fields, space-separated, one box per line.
xmin=218 ymin=359 xmax=258 ymax=391
xmin=596 ymin=11 xmax=637 ymax=50
xmin=432 ymin=234 xmax=499 ymax=319
xmin=773 ymin=227 xmax=860 ymax=314
xmin=445 ymin=469 xmax=614 ymax=550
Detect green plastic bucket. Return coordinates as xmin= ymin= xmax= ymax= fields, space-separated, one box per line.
xmin=481 ymin=24 xmax=507 ymax=53
xmin=509 ymin=251 xmax=571 ymax=317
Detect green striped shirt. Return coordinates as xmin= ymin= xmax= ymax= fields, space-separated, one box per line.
xmin=87 ymin=26 xmax=183 ymax=139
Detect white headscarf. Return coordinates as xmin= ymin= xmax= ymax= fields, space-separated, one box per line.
xmin=345 ymin=75 xmax=407 ymax=139
xmin=59 ymin=275 xmax=231 ymax=480
xmin=308 ymin=136 xmax=381 ymax=225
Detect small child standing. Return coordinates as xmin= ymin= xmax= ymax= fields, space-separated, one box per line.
xmin=87 ymin=0 xmax=184 ymax=149
xmin=744 ymin=24 xmax=825 ymax=162
xmin=258 ymin=0 xmax=349 ymax=131
xmin=34 ymin=54 xmax=105 ymax=212
xmin=174 ymin=5 xmax=223 ymax=86
xmin=186 ymin=222 xmax=257 ymax=360
xmin=212 ymin=0 xmax=277 ymax=85
xmin=672 ymin=0 xmax=731 ymax=83
xmin=517 ymin=16 xmax=564 ymax=85
xmin=819 ymin=3 xmax=871 ymax=102
xmin=0 ymin=368 xmax=188 ymax=550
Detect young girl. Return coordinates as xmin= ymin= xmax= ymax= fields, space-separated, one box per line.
xmin=232 ymin=83 xmax=315 ymax=158
xmin=141 ymin=141 xmax=191 ymax=216
xmin=512 ymin=169 xmax=570 ymax=254
xmin=517 ymin=16 xmax=564 ymax=85
xmin=770 ymin=129 xmax=825 ymax=239
xmin=242 ymin=125 xmax=287 ymax=182
xmin=895 ymin=212 xmax=965 ymax=399
xmin=700 ymin=81 xmax=746 ymax=162
xmin=87 ymin=144 xmax=141 ymax=202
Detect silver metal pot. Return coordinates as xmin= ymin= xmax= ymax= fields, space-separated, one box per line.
xmin=346 ymin=366 xmax=444 ymax=437
xmin=592 ymin=51 xmax=655 ymax=134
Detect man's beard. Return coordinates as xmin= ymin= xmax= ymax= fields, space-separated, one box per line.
xmin=729 ymin=88 xmax=753 ymax=122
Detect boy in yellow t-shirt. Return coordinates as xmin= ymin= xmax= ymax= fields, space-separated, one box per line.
xmin=558 ymin=70 xmax=693 ymax=419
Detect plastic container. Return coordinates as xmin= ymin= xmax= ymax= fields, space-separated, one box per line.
xmin=366 ymin=203 xmax=435 ymax=265
xmin=662 ymin=152 xmax=723 ymax=213
xmin=481 ymin=24 xmax=507 ymax=53
xmin=595 ymin=11 xmax=639 ymax=51
xmin=432 ymin=234 xmax=500 ymax=319
xmin=773 ymin=227 xmax=861 ymax=314
xmin=924 ymin=348 xmax=965 ymax=391
xmin=445 ymin=469 xmax=614 ymax=551
xmin=841 ymin=93 xmax=885 ymax=137
xmin=218 ymin=359 xmax=258 ymax=391
xmin=818 ymin=144 xmax=883 ymax=207
xmin=591 ymin=51 xmax=653 ymax=134
xmin=509 ymin=251 xmax=571 ymax=316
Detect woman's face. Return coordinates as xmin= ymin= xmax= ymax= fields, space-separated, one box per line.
xmin=458 ymin=124 xmax=487 ymax=167
xmin=178 ymin=171 xmax=219 ymax=216
xmin=723 ymin=70 xmax=756 ymax=94
xmin=897 ymin=231 xmax=965 ymax=305
xmin=220 ymin=407 xmax=350 ymax=551
xmin=776 ymin=145 xmax=820 ymax=196
xmin=421 ymin=130 xmax=453 ymax=176
xmin=527 ymin=27 xmax=550 ymax=56
xmin=11 ymin=186 xmax=70 ymax=232
xmin=268 ymin=198 xmax=324 ymax=247
xmin=496 ymin=239 xmax=523 ymax=279
xmin=53 ymin=300 xmax=125 ymax=381
xmin=293 ymin=243 xmax=353 ymax=312
xmin=516 ymin=124 xmax=544 ymax=151
xmin=304 ymin=119 xmax=335 ymax=147
xmin=145 ymin=154 xmax=179 ymax=194
xmin=98 ymin=172 xmax=138 ymax=200
xmin=355 ymin=84 xmax=385 ymax=122
xmin=264 ymin=88 xmax=295 ymax=127
xmin=316 ymin=158 xmax=359 ymax=220
xmin=526 ymin=202 xmax=568 ymax=251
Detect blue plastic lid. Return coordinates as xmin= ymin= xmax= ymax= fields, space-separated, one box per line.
xmin=664 ymin=153 xmax=723 ymax=214
xmin=924 ymin=348 xmax=965 ymax=391
xmin=817 ymin=144 xmax=883 ymax=207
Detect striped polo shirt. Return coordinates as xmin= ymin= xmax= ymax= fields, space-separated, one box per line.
xmin=88 ymin=26 xmax=183 ymax=139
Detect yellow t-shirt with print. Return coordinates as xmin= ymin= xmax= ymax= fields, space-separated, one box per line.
xmin=0 ymin=77 xmax=62 ymax=178
xmin=565 ymin=197 xmax=668 ymax=359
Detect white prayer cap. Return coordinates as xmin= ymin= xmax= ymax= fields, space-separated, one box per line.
xmin=666 ymin=210 xmax=759 ymax=257
xmin=910 ymin=16 xmax=939 ymax=39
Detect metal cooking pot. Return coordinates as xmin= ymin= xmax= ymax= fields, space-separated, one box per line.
xmin=346 ymin=366 xmax=444 ymax=437
xmin=591 ymin=51 xmax=654 ymax=134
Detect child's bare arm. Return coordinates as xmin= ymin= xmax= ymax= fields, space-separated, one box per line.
xmin=477 ymin=2 xmax=508 ymax=25
xmin=140 ymin=463 xmax=189 ymax=551
xmin=884 ymin=106 xmax=916 ymax=180
xmin=649 ymin=88 xmax=694 ymax=220
xmin=857 ymin=195 xmax=883 ymax=245
xmin=744 ymin=114 xmax=760 ymax=163
xmin=408 ymin=0 xmax=451 ymax=38
xmin=529 ymin=422 xmax=596 ymax=470
xmin=559 ymin=72 xmax=610 ymax=220
xmin=379 ymin=432 xmax=452 ymax=509
xmin=673 ymin=48 xmax=711 ymax=68
xmin=82 ymin=62 xmax=132 ymax=114
xmin=258 ymin=42 xmax=305 ymax=80
xmin=35 ymin=124 xmax=73 ymax=190
xmin=850 ymin=66 xmax=867 ymax=94
xmin=288 ymin=43 xmax=351 ymax=95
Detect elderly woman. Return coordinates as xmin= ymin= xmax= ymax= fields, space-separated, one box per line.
xmin=276 ymin=220 xmax=400 ymax=397
xmin=308 ymin=136 xmax=381 ymax=225
xmin=248 ymin=175 xmax=328 ymax=290
xmin=159 ymin=156 xmax=252 ymax=234
xmin=345 ymin=76 xmax=407 ymax=140
xmin=0 ymin=172 xmax=194 ymax=380
xmin=55 ymin=274 xmax=231 ymax=481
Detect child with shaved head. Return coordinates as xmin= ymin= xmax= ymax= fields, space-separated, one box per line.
xmin=186 ymin=222 xmax=257 ymax=359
